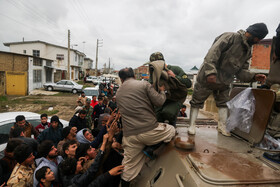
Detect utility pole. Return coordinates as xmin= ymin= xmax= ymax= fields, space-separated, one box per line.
xmin=67 ymin=30 xmax=70 ymax=80
xmin=108 ymin=58 xmax=111 ymax=74
xmin=95 ymin=39 xmax=103 ymax=76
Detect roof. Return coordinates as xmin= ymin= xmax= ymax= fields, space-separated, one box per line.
xmin=0 ymin=50 xmax=54 ymax=61
xmin=190 ymin=65 xmax=199 ymax=70
xmin=3 ymin=40 xmax=86 ymax=56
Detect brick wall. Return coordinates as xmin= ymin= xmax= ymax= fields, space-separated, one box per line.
xmin=251 ymin=40 xmax=271 ymax=70
xmin=0 ymin=52 xmax=28 ymax=71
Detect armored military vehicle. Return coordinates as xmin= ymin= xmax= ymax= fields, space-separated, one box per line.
xmin=132 ymin=87 xmax=280 ymax=186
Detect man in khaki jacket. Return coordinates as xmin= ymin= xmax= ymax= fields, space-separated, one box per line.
xmin=189 ymin=23 xmax=268 ymax=136
xmin=116 ymin=67 xmax=175 ymax=186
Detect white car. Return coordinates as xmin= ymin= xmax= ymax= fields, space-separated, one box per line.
xmin=85 ymin=76 xmax=97 ymax=83
xmin=43 ymin=80 xmax=83 ymax=94
xmin=0 ymin=112 xmax=68 ymax=158
xmin=83 ymin=86 xmax=99 ymax=101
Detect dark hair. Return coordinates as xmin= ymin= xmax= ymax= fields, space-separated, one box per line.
xmin=79 ymin=109 xmax=87 ymax=115
xmin=15 ymin=115 xmax=25 ymax=123
xmin=62 ymin=139 xmax=78 ymax=158
xmin=92 ymin=95 xmax=97 ymax=98
xmin=81 ymin=91 xmax=85 ymax=94
xmin=40 ymin=113 xmax=48 ymax=119
xmin=75 ymin=143 xmax=90 ymax=159
xmin=119 ymin=67 xmax=134 ymax=81
xmin=5 ymin=139 xmax=23 ymax=153
xmin=14 ymin=144 xmax=33 ymax=163
xmin=82 ymin=129 xmax=89 ymax=136
xmin=97 ymin=96 xmax=103 ymax=101
xmin=50 ymin=115 xmax=59 ymax=123
xmin=182 ymin=105 xmax=187 ymax=109
xmin=10 ymin=127 xmax=24 ymax=138
xmin=37 ymin=140 xmax=54 ymax=158
xmin=60 ymin=158 xmax=77 ymax=176
xmin=35 ymin=166 xmax=49 ymax=182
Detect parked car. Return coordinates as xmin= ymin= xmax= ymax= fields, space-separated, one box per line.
xmin=43 ymin=80 xmax=83 ymax=94
xmin=83 ymin=86 xmax=99 ymax=101
xmin=85 ymin=76 xmax=97 ymax=83
xmin=0 ymin=112 xmax=68 ymax=158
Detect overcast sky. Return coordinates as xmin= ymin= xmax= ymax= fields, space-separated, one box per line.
xmin=0 ymin=0 xmax=279 ymax=71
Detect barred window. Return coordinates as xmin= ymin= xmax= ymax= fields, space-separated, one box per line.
xmin=33 ymin=50 xmax=40 ymax=57
xmin=33 ymin=58 xmax=42 ymax=66
xmin=46 ymin=60 xmax=52 ymax=67
xmin=56 ymin=54 xmax=64 ymax=60
xmin=33 ymin=70 xmax=42 ymax=83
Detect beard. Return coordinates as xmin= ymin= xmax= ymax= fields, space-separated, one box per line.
xmin=247 ymin=36 xmax=258 ymax=46
xmin=48 ymin=154 xmax=58 ymax=159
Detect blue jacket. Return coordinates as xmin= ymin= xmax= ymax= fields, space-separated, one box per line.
xmin=37 ymin=126 xmax=63 ymax=146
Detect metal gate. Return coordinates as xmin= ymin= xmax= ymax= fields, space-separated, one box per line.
xmin=6 ymin=71 xmax=27 ymax=95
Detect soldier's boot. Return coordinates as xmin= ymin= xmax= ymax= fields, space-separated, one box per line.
xmin=188 ymin=107 xmax=199 ymax=135
xmin=217 ymin=107 xmax=231 ymax=137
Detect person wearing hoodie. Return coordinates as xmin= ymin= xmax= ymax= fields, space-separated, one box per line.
xmin=76 ymin=126 xmax=107 ymax=149
xmin=33 ymin=140 xmax=63 ymax=187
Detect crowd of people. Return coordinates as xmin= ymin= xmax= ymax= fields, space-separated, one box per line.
xmin=1 ymin=22 xmax=280 ymax=186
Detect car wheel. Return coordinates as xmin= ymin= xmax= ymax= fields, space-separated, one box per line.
xmin=47 ymin=86 xmax=53 ymax=91
xmin=72 ymin=89 xmax=77 ymax=94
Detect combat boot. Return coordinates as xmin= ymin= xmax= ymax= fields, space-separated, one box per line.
xmin=217 ymin=107 xmax=231 ymax=136
xmin=188 ymin=107 xmax=199 ymax=135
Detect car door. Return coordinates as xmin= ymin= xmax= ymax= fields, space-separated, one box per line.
xmin=54 ymin=80 xmax=67 ymax=91
xmin=64 ymin=81 xmax=74 ymax=91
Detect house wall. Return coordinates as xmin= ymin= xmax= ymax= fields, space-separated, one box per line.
xmin=0 ymin=52 xmax=28 ymax=71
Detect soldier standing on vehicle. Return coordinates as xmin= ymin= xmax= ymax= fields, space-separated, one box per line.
xmin=188 ymin=23 xmax=268 ymax=136
xmin=116 ymin=67 xmax=175 ymax=187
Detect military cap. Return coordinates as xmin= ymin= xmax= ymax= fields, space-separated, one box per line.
xmin=149 ymin=52 xmax=165 ymax=62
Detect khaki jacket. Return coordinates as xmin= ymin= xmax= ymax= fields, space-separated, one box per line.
xmin=7 ymin=163 xmax=35 ymax=187
xmin=197 ymin=30 xmax=255 ymax=89
xmin=116 ymin=78 xmax=166 ymax=136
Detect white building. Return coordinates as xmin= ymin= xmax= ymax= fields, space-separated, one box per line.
xmin=4 ymin=40 xmax=86 ymax=82
xmin=83 ymin=57 xmax=93 ymax=76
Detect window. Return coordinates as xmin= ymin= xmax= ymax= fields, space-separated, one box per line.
xmin=33 ymin=58 xmax=42 ymax=66
xmin=23 ymin=50 xmax=26 ymax=54
xmin=33 ymin=70 xmax=42 ymax=83
xmin=66 ymin=81 xmax=74 ymax=85
xmin=57 ymin=80 xmax=66 ymax=85
xmin=33 ymin=50 xmax=40 ymax=57
xmin=75 ymin=54 xmax=77 ymax=61
xmin=56 ymin=54 xmax=64 ymax=60
xmin=46 ymin=60 xmax=52 ymax=67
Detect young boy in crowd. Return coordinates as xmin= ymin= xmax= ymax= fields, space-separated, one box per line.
xmin=35 ymin=166 xmax=58 ymax=187
xmin=35 ymin=114 xmax=50 ymax=133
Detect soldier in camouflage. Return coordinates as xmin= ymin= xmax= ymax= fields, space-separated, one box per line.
xmin=149 ymin=52 xmax=192 ymax=126
xmin=7 ymin=144 xmax=36 ymax=187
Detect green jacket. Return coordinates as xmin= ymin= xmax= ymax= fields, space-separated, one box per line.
xmin=197 ymin=30 xmax=255 ymax=89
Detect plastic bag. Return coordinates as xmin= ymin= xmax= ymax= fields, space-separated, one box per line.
xmin=255 ymin=132 xmax=280 ymax=150
xmin=226 ymin=88 xmax=255 ymax=133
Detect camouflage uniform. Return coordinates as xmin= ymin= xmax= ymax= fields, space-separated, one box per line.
xmin=7 ymin=163 xmax=36 ymax=187
xmin=83 ymin=105 xmax=94 ymax=129
xmin=149 ymin=52 xmax=191 ymax=125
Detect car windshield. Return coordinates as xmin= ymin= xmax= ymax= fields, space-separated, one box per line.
xmin=84 ymin=89 xmax=99 ymax=96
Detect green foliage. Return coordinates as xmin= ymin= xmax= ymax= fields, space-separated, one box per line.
xmin=33 ymin=100 xmax=48 ymax=104
xmin=0 ymin=96 xmax=8 ymax=101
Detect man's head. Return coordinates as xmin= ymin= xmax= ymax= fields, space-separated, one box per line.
xmin=149 ymin=52 xmax=165 ymax=62
xmin=85 ymin=98 xmax=91 ymax=106
xmin=37 ymin=140 xmax=58 ymax=159
xmin=92 ymin=95 xmax=97 ymax=101
xmin=62 ymin=139 xmax=78 ymax=158
xmin=40 ymin=113 xmax=48 ymax=124
xmin=14 ymin=144 xmax=34 ymax=166
xmin=98 ymin=96 xmax=103 ymax=104
xmin=81 ymin=92 xmax=85 ymax=98
xmin=246 ymin=23 xmax=268 ymax=46
xmin=10 ymin=126 xmax=25 ymax=138
xmin=76 ymin=143 xmax=97 ymax=160
xmin=60 ymin=157 xmax=83 ymax=176
xmin=78 ymin=109 xmax=87 ymax=119
xmin=15 ymin=115 xmax=26 ymax=127
xmin=181 ymin=105 xmax=187 ymax=113
xmin=63 ymin=126 xmax=77 ymax=140
xmin=35 ymin=166 xmax=55 ymax=185
xmin=119 ymin=67 xmax=135 ymax=83
xmin=112 ymin=96 xmax=116 ymax=102
xmin=83 ymin=129 xmax=94 ymax=142
xmin=50 ymin=115 xmax=60 ymax=129
xmin=5 ymin=139 xmax=23 ymax=154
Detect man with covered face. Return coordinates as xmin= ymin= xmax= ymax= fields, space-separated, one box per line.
xmin=189 ymin=23 xmax=268 ymax=136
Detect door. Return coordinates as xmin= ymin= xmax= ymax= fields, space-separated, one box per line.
xmin=64 ymin=81 xmax=74 ymax=91
xmin=6 ymin=71 xmax=27 ymax=95
xmin=55 ymin=80 xmax=66 ymax=91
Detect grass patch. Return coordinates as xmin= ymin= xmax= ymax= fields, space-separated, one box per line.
xmin=33 ymin=100 xmax=48 ymax=104
xmin=38 ymin=110 xmax=59 ymax=115
xmin=77 ymin=80 xmax=84 ymax=85
xmin=0 ymin=96 xmax=8 ymax=101
xmin=52 ymin=92 xmax=74 ymax=96
xmin=188 ymin=89 xmax=193 ymax=95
